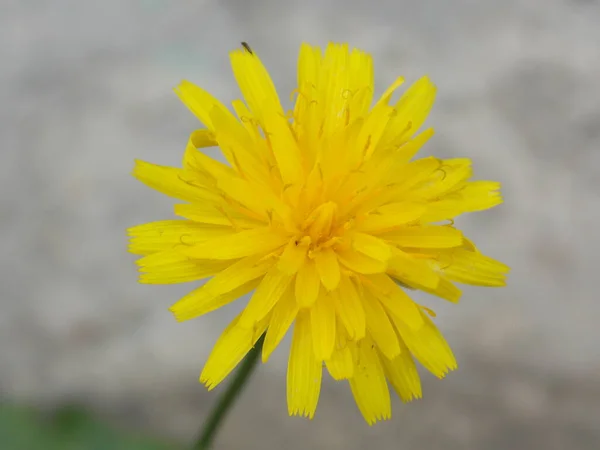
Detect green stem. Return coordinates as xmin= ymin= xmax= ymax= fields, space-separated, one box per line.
xmin=192 ymin=333 xmax=265 ymax=450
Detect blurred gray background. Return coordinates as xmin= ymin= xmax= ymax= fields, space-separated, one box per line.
xmin=2 ymin=0 xmax=600 ymax=448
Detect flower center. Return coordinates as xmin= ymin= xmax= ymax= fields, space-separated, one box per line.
xmin=299 ymin=201 xmax=344 ymax=254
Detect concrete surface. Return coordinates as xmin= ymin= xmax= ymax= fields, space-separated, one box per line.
xmin=1 ymin=0 xmax=599 ymax=448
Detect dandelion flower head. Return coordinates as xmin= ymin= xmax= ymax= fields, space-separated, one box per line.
xmin=128 ymin=42 xmax=509 ymax=424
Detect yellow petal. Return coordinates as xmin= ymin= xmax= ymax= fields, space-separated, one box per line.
xmin=239 ymin=267 xmax=293 ymax=327
xmin=348 ymin=339 xmax=391 ymax=425
xmin=346 ymin=143 xmax=435 ymax=214
xmin=231 ymin=99 xmax=265 ymax=144
xmin=319 ymin=43 xmax=351 ymax=136
xmin=296 ymin=43 xmax=321 ymax=95
xmin=357 ymin=202 xmax=426 ymax=234
xmin=209 ymin=104 xmax=270 ymax=183
xmin=419 ymin=276 xmax=462 ymax=303
xmin=137 ymin=252 xmax=232 ymax=285
xmin=132 ymin=160 xmax=212 ymax=203
xmin=379 ymin=127 xmax=434 ymax=162
xmin=337 ymin=248 xmax=387 ymax=274
xmin=174 ymin=203 xmax=262 ymax=229
xmin=293 ymin=44 xmax=322 ymax=156
xmin=387 ymin=248 xmax=440 ymax=289
xmin=287 ymin=311 xmax=322 ymax=419
xmin=191 ymin=278 xmax=261 ymax=319
xmin=263 ymin=110 xmax=305 ymax=185
xmin=200 ymin=256 xmax=272 ymax=296
xmin=412 ymin=158 xmax=472 ymax=200
xmin=313 ymin=248 xmax=341 ymax=291
xmin=442 ymin=249 xmax=509 ymax=287
xmin=215 ymin=177 xmax=271 ymax=220
xmin=420 ymin=181 xmax=503 ymax=222
xmin=351 ymin=232 xmax=392 ymax=261
xmin=310 ymin=291 xmax=336 ymax=360
xmin=127 ymin=220 xmax=234 ymax=256
xmin=418 ymin=199 xmax=464 ymax=223
xmin=183 ymin=132 xmax=236 ymax=181
xmin=230 ymin=46 xmax=304 ymax=185
xmin=383 ymin=156 xmax=441 ymax=195
xmin=262 ymin=285 xmax=298 ymax=362
xmin=382 ymin=226 xmax=464 ymax=248
xmin=458 ymin=181 xmax=503 ymax=212
xmin=215 ymin=174 xmax=293 ymax=228
xmin=321 ymin=118 xmax=364 ymax=178
xmin=278 ymin=238 xmax=308 ymax=275
xmin=174 ymin=80 xmax=232 ymax=130
xmin=295 ymin=259 xmax=320 ymax=307
xmin=169 ymin=255 xmax=273 ymax=321
xmin=374 ymin=76 xmax=405 ymax=107
xmin=325 ymin=329 xmax=354 ymax=380
xmin=364 ymin=273 xmax=424 ymax=331
xmin=200 ymin=313 xmax=268 ymax=390
xmin=326 ymin=345 xmax=354 ymax=380
xmin=354 ymin=102 xmax=396 ymax=161
xmin=229 ymin=46 xmax=284 ymax=120
xmin=392 ymin=311 xmax=457 ymax=378
xmin=362 ymin=290 xmax=401 ymax=360
xmin=186 ymin=128 xmax=217 ymax=148
xmin=183 ymin=227 xmax=287 ymax=260
xmin=347 ymin=48 xmax=374 ymax=120
xmin=379 ymin=76 xmax=436 ymax=148
xmin=379 ymin=341 xmax=422 ymax=402
xmin=333 ymin=276 xmax=366 ymax=340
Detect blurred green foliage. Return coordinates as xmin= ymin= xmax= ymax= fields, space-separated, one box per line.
xmin=0 ymin=403 xmax=179 ymax=450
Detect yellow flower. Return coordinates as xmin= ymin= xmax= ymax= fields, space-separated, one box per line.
xmin=128 ymin=42 xmax=509 ymax=424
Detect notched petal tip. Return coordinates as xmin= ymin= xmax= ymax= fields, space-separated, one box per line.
xmin=433 ymin=361 xmax=459 ymax=380
xmin=366 ymin=412 xmax=392 ymax=426
xmin=288 ymin=407 xmax=317 ymax=420
xmin=131 ymin=158 xmax=148 ymax=176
